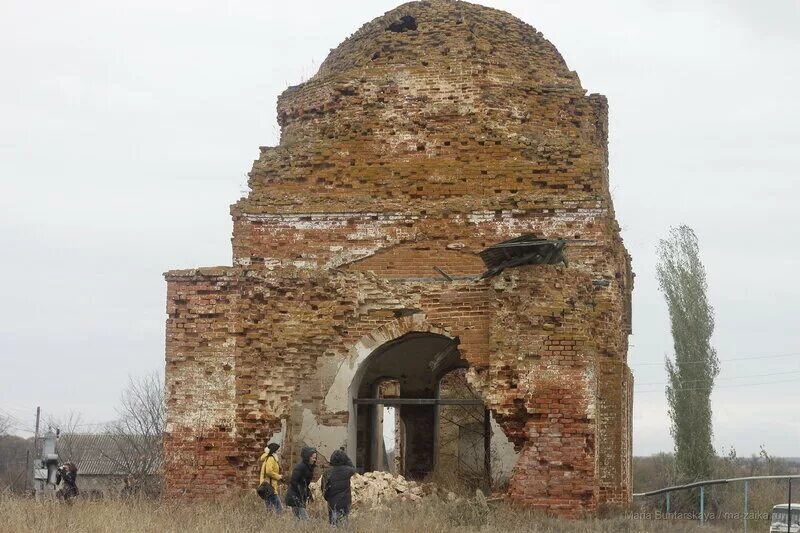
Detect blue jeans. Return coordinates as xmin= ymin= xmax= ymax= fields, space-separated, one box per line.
xmin=290 ymin=506 xmax=309 ymax=520
xmin=264 ymin=493 xmax=282 ymax=513
xmin=329 ymin=507 xmax=348 ymax=527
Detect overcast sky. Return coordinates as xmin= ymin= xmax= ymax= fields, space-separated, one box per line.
xmin=1 ymin=0 xmax=798 ymax=457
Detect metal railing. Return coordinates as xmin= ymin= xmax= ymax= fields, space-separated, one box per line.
xmin=634 ymin=474 xmax=800 ymax=532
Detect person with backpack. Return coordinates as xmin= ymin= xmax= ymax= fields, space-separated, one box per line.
xmin=284 ymin=446 xmax=317 ymax=520
xmin=321 ymin=449 xmax=357 ymax=527
xmin=257 ymin=443 xmax=283 ymax=513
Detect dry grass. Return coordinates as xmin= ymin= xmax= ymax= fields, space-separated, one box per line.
xmin=0 ymin=493 xmax=726 ymax=533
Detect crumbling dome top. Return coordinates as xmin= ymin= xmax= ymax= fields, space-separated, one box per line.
xmin=239 ymin=0 xmax=612 ymax=216
xmin=273 ymin=0 xmax=586 ymax=145
xmin=312 ymin=0 xmax=581 ymax=89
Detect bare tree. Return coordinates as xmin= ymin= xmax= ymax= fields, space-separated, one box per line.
xmin=0 ymin=414 xmax=24 ymax=492
xmin=104 ymin=372 xmax=165 ymax=495
xmin=0 ymin=434 xmax=29 ymax=493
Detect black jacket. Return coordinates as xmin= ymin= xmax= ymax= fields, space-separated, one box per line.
xmin=56 ymin=469 xmax=78 ymax=488
xmin=284 ymin=446 xmax=316 ymax=508
xmin=323 ymin=450 xmax=356 ymax=511
xmin=56 ymin=467 xmax=79 ymax=499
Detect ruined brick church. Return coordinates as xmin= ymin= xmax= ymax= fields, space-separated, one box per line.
xmin=164 ymin=0 xmax=633 ymax=514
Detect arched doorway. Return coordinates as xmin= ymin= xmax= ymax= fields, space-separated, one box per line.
xmin=349 ymin=332 xmax=484 ymax=480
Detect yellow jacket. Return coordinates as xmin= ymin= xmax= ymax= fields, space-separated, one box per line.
xmin=259 ymin=453 xmax=282 ymax=490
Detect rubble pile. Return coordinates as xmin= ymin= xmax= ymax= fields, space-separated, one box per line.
xmin=351 ymin=471 xmax=426 ymax=506
xmin=311 ymin=471 xmax=459 ymax=509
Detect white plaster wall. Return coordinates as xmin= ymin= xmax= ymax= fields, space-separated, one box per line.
xmin=297 ymin=408 xmax=347 ymax=461
xmin=490 ymin=414 xmax=520 ymax=486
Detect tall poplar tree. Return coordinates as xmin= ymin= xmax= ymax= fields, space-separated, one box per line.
xmin=656 ymin=225 xmax=719 ymax=481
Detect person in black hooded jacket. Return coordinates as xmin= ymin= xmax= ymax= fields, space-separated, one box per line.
xmin=322 ymin=449 xmax=356 ymax=526
xmin=284 ymin=446 xmax=317 ymax=520
xmin=55 ymin=463 xmax=79 ymax=503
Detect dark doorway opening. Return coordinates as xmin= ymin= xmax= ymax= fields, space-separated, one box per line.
xmin=352 ymin=332 xmax=490 ymax=485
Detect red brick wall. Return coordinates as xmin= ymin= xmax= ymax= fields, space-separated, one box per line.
xmin=164 ymin=268 xmax=241 ymax=497
xmin=346 ymin=243 xmax=485 ymax=279
xmin=163 ymin=0 xmax=633 ymax=514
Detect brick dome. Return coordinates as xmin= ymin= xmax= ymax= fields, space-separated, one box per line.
xmin=239 ymin=0 xmax=606 ymax=216
xmin=277 ymin=0 xmax=583 ymax=141
xmin=314 ymin=0 xmax=580 ymax=86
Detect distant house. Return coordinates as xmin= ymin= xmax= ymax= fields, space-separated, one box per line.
xmin=55 ymin=434 xmax=161 ymax=498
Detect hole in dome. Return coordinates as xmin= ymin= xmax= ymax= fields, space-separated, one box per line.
xmin=387 ymin=15 xmax=417 ymax=33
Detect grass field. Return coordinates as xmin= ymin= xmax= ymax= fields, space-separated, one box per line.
xmin=0 ymin=494 xmax=726 ymax=533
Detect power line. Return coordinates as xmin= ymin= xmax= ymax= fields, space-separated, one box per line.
xmin=631 ymin=353 xmax=799 ymax=367
xmin=635 ymin=377 xmax=799 ymax=394
xmin=6 ymin=423 xmax=35 ymax=434
xmin=3 ymin=419 xmax=35 ymax=432
xmin=2 ymin=407 xmax=118 ymax=433
xmin=0 ymin=406 xmax=26 ymax=420
xmin=72 ymin=420 xmax=118 ymax=429
xmin=0 ymin=418 xmax=33 ymax=432
xmin=0 ymin=408 xmax=36 ymax=433
xmin=0 ymin=405 xmax=34 ymax=419
xmin=636 ymin=369 xmax=800 ymax=387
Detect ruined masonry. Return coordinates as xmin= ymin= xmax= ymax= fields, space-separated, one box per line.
xmin=164 ymin=0 xmax=633 ymax=515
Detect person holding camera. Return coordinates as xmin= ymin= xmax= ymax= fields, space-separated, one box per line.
xmin=55 ymin=463 xmax=79 ymax=503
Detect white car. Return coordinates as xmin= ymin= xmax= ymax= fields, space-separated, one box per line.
xmin=770 ymin=503 xmax=800 ymax=533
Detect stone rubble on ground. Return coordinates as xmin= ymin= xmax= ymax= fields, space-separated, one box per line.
xmin=310 ymin=471 xmax=461 ymax=509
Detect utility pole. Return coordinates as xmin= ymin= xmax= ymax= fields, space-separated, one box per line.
xmin=31 ymin=406 xmax=40 ymax=492
xmin=24 ymin=449 xmax=30 ymax=492
xmin=33 ymin=407 xmax=40 ymax=456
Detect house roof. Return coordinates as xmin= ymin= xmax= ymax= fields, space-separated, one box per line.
xmin=55 ymin=433 xmax=161 ymax=476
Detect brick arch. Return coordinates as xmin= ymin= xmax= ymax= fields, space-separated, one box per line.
xmin=321 ymin=313 xmax=458 ymax=462
xmin=323 ymin=313 xmax=453 ymax=409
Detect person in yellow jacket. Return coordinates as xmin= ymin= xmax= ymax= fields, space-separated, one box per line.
xmin=259 ymin=443 xmax=284 ymax=512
